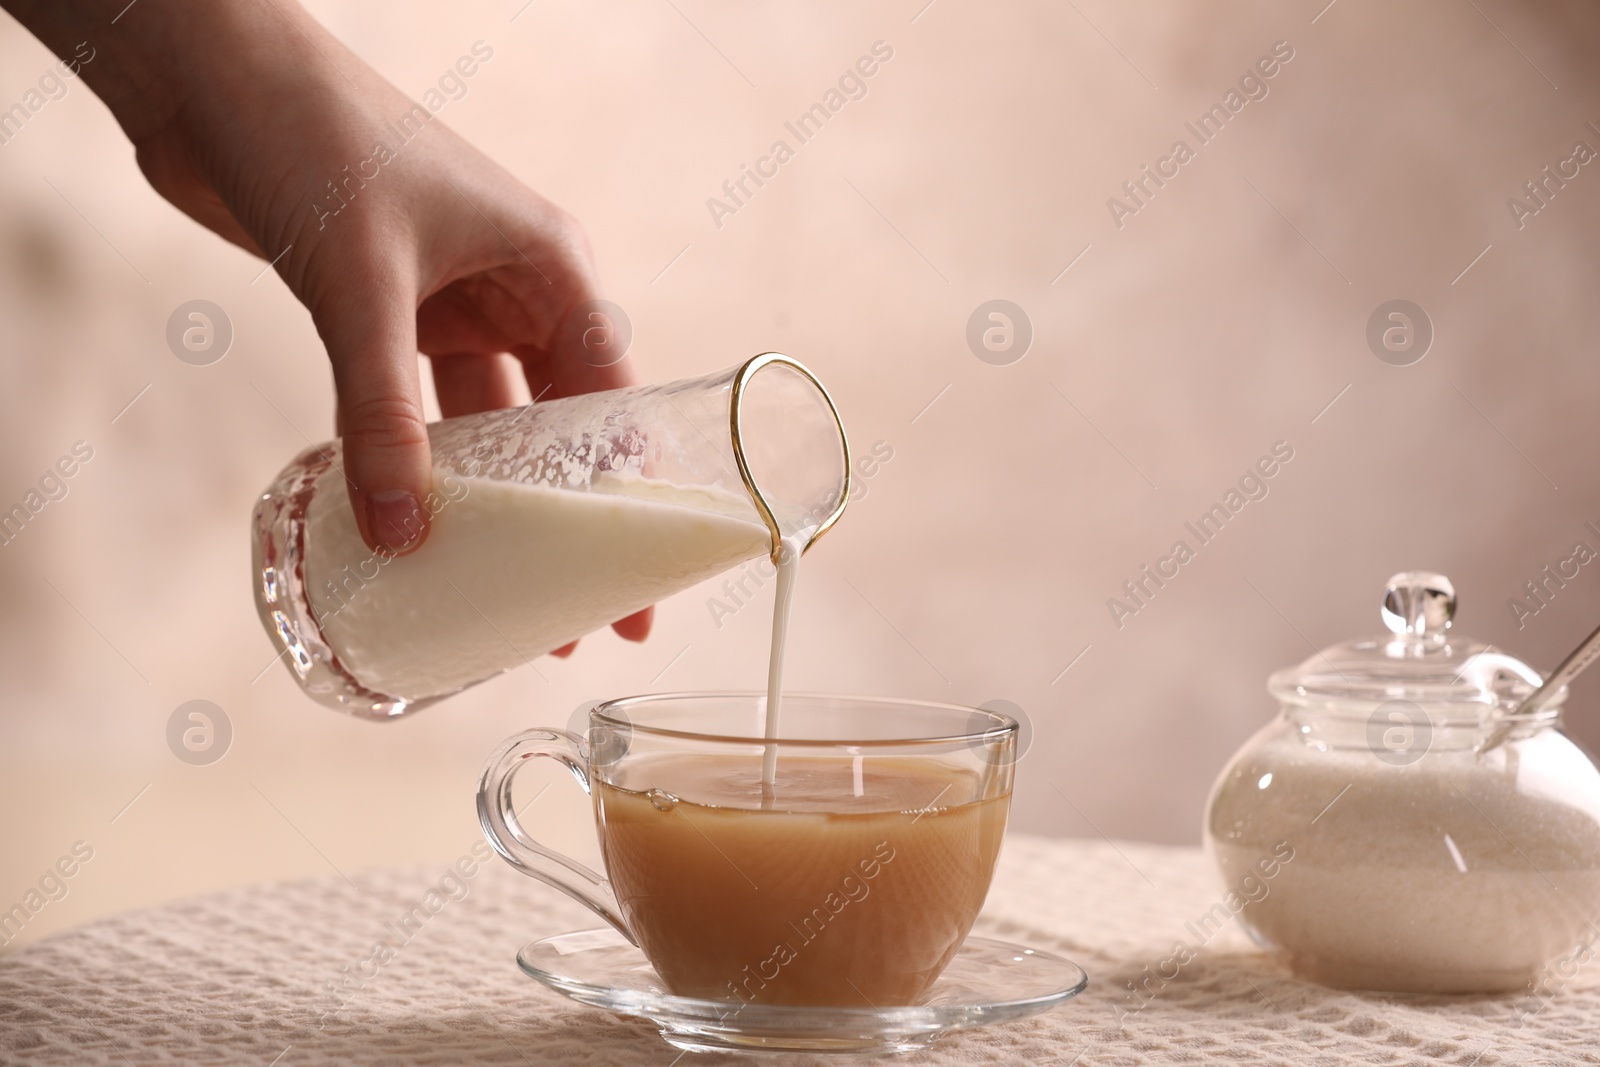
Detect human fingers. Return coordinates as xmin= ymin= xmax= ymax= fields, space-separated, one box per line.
xmin=317 ymin=260 xmax=435 ymax=556
xmin=430 ymin=351 xmax=523 ymax=420
xmin=610 ymin=606 xmax=653 ymax=643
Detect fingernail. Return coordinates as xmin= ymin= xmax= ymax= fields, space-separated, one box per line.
xmin=366 ymin=490 xmax=427 ymax=554
xmin=619 ymin=606 xmax=654 ymax=642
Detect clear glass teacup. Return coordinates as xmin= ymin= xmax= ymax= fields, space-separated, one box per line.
xmin=477 ymin=693 xmax=1017 ymax=1007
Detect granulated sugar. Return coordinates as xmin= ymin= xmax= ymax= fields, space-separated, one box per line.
xmin=1207 ymin=726 xmax=1600 ymax=993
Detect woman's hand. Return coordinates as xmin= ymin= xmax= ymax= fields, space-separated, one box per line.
xmin=2 ymin=0 xmax=653 ymax=646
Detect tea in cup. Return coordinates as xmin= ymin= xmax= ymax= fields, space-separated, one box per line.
xmin=478 ymin=693 xmax=1016 ymax=1007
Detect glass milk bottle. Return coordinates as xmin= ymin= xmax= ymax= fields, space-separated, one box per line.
xmin=1205 ymin=571 xmax=1600 ymax=993
xmin=252 ymin=354 xmax=849 ymax=719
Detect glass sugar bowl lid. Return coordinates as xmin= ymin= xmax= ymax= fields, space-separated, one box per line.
xmin=1267 ymin=571 xmax=1557 ymax=743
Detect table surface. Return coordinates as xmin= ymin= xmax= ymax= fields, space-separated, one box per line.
xmin=0 ymin=835 xmax=1590 ymax=1066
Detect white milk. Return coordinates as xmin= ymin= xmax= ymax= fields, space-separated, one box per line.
xmin=761 ymin=535 xmax=804 ymax=791
xmin=302 ymin=471 xmax=769 ymax=701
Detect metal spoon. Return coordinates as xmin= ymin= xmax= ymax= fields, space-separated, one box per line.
xmin=1477 ymin=617 xmax=1600 ymax=754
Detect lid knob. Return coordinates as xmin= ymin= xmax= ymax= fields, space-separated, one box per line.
xmin=1381 ymin=571 xmax=1456 ymax=638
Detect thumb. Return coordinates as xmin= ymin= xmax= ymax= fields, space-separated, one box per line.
xmin=316 ymin=271 xmax=434 ymax=556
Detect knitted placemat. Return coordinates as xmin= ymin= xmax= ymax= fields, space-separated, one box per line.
xmin=0 ymin=836 xmax=1588 ymax=1065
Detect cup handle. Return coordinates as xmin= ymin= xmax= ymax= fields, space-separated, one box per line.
xmin=476 ymin=728 xmax=635 ymax=944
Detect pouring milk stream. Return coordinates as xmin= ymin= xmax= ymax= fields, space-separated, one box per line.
xmin=251 ymin=355 xmax=850 ymax=748
xmin=761 ymin=534 xmax=805 ymax=792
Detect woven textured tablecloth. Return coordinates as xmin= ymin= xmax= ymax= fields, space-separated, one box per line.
xmin=0 ymin=835 xmax=1592 ymax=1066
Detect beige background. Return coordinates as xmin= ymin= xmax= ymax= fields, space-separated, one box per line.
xmin=4 ymin=0 xmax=1600 ymax=949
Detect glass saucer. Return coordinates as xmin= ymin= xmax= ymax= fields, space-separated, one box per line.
xmin=516 ymin=928 xmax=1089 ymax=1056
